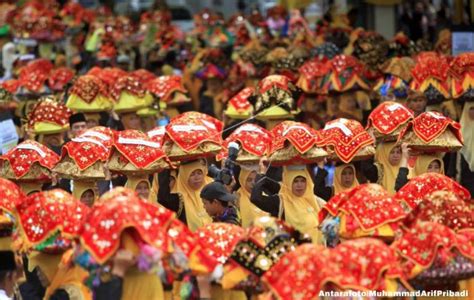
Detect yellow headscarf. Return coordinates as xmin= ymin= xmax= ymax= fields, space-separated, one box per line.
xmin=44 ymin=250 xmax=92 ymax=300
xmin=409 ymin=154 xmax=445 ymax=179
xmin=121 ymin=232 xmax=164 ymax=300
xmin=374 ymin=142 xmax=400 ymax=195
xmin=27 ymin=251 xmax=62 ymax=284
xmin=238 ymin=168 xmax=269 ymax=228
xmin=334 ymin=164 xmax=359 ymax=194
xmin=279 ymin=166 xmax=324 ymax=244
xmin=125 ymin=176 xmax=155 ymax=203
xmin=460 ymin=102 xmax=474 ymax=172
xmin=176 ymin=160 xmax=212 ymax=231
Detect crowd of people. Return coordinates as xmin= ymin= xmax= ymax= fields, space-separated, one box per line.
xmin=0 ymin=0 xmax=474 ymax=299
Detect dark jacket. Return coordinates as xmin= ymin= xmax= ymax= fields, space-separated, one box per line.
xmin=212 ymin=205 xmax=241 ymax=226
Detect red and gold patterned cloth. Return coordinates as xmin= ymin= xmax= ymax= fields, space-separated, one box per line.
xmin=398 ymin=111 xmax=463 ymax=144
xmin=0 ymin=140 xmax=59 ymax=179
xmin=263 ymin=244 xmax=349 ymax=299
xmin=217 ymin=123 xmax=272 ymax=161
xmin=164 ymin=112 xmax=223 ymax=152
xmin=330 ymin=238 xmax=408 ymax=291
xmin=258 ymin=74 xmax=291 ymax=95
xmin=392 ymin=222 xmax=474 ymax=278
xmin=62 ymin=136 xmax=112 ymax=171
xmin=321 ymin=55 xmax=370 ymax=93
xmin=129 ymin=69 xmax=156 ymax=86
xmin=80 ymin=188 xmax=173 ymax=263
xmin=195 ymin=223 xmax=245 ymax=264
xmin=449 ymin=53 xmax=474 ymax=99
xmin=27 ymin=97 xmax=72 ymax=131
xmin=87 ymin=67 xmax=127 ymax=90
xmin=15 ymin=189 xmax=90 ymax=248
xmin=146 ymin=75 xmax=187 ymax=102
xmin=48 ymin=67 xmax=75 ymax=92
xmin=320 ymin=184 xmax=406 ymax=238
xmin=297 ymin=58 xmax=331 ymax=94
xmin=147 ymin=126 xmax=166 ymax=146
xmin=18 ymin=59 xmax=54 ymax=93
xmin=410 ymin=52 xmax=451 ymax=98
xmin=69 ymin=75 xmax=110 ymax=103
xmin=271 ymin=121 xmax=320 ymax=154
xmin=394 ymin=173 xmax=471 ymax=211
xmin=110 ymin=76 xmax=147 ymax=102
xmin=226 ymin=87 xmax=254 ymax=113
xmin=403 ymin=190 xmax=474 ymax=231
xmin=113 ymin=130 xmax=169 ymax=170
xmin=366 ymin=101 xmax=413 ymax=135
xmin=320 ymin=118 xmax=374 ymax=163
xmin=0 ymin=178 xmax=25 ymax=217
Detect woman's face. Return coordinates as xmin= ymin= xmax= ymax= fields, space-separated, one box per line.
xmin=244 ymin=171 xmax=257 ymax=193
xmin=341 ymin=167 xmax=355 ymax=188
xmin=121 ymin=112 xmax=142 ymax=130
xmin=188 ymin=169 xmax=205 ymax=190
xmin=407 ymin=97 xmax=427 ymax=115
xmin=80 ymin=189 xmax=95 ymax=207
xmin=388 ymin=146 xmax=402 ymax=166
xmin=136 ymin=181 xmax=150 ymax=200
xmin=427 ymin=160 xmax=442 ymax=173
xmin=291 ymin=176 xmax=307 ymax=197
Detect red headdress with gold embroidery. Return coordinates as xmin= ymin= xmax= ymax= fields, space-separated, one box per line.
xmin=163 ymin=112 xmax=223 ymax=161
xmin=331 ymin=238 xmax=409 ymax=291
xmin=393 ymin=222 xmax=474 ymax=284
xmin=224 ymin=87 xmax=254 ymax=119
xmin=366 ymin=101 xmax=414 ymax=142
xmin=320 ymin=118 xmax=375 ymax=163
xmin=48 ymin=67 xmax=75 ymax=92
xmin=403 ymin=190 xmax=474 ymax=231
xmin=54 ymin=127 xmax=114 ymax=180
xmin=108 ymin=130 xmax=171 ymax=175
xmin=146 ymin=75 xmax=189 ymax=105
xmin=394 ymin=173 xmax=471 ymax=211
xmin=319 ymin=184 xmax=406 ymax=241
xmin=410 ymin=52 xmax=451 ymax=103
xmin=129 ymin=69 xmax=156 ymax=86
xmin=79 ymin=188 xmax=174 ymax=263
xmin=112 ymin=76 xmax=153 ymax=113
xmin=67 ymin=75 xmax=113 ymax=113
xmin=88 ymin=67 xmax=127 ymax=91
xmin=0 ymin=179 xmax=25 ymax=243
xmin=263 ymin=243 xmax=351 ymax=299
xmin=269 ymin=121 xmax=328 ymax=165
xmin=296 ymin=58 xmax=331 ymax=94
xmin=18 ymin=59 xmax=54 ymax=94
xmin=449 ymin=53 xmax=474 ymax=100
xmin=398 ymin=111 xmax=463 ymax=153
xmin=0 ymin=140 xmax=59 ymax=182
xmin=27 ymin=96 xmax=72 ymax=134
xmin=147 ymin=126 xmax=166 ymax=146
xmin=15 ymin=189 xmax=90 ymax=252
xmin=217 ymin=123 xmax=272 ymax=163
xmin=195 ymin=223 xmax=244 ymax=265
xmin=320 ymin=55 xmax=370 ymax=93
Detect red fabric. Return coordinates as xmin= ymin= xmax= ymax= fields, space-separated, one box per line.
xmin=218 ymin=124 xmax=272 ymax=160
xmin=113 ymin=130 xmax=169 ymax=169
xmin=110 ymin=76 xmax=147 ymax=102
xmin=320 ymin=118 xmax=374 ymax=163
xmin=27 ymin=98 xmax=72 ymax=130
xmin=146 ymin=75 xmax=187 ymax=102
xmin=147 ymin=126 xmax=166 ymax=146
xmin=79 ymin=188 xmax=172 ymax=263
xmin=70 ymin=75 xmax=110 ymax=103
xmin=257 ymin=74 xmax=290 ymax=94
xmin=271 ymin=121 xmax=320 ymax=154
xmin=0 ymin=178 xmax=25 ymax=214
xmin=394 ymin=173 xmax=471 ymax=210
xmin=48 ymin=67 xmax=75 ymax=92
xmin=16 ymin=189 xmax=90 ymax=246
xmin=62 ymin=136 xmax=112 ymax=171
xmin=367 ymin=101 xmax=414 ymax=135
xmin=0 ymin=140 xmax=59 ymax=178
xmin=195 ymin=223 xmax=245 ymax=264
xmin=399 ymin=111 xmax=463 ymax=144
xmin=227 ymin=87 xmax=254 ymax=112
xmin=129 ymin=69 xmax=156 ymax=85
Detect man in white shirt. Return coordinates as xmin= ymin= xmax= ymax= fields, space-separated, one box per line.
xmin=0 ymin=251 xmax=16 ymax=300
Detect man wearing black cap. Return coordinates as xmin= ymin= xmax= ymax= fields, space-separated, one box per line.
xmin=0 ymin=251 xmax=17 ymax=300
xmin=68 ymin=113 xmax=87 ymax=140
xmin=200 ymin=181 xmax=241 ymax=226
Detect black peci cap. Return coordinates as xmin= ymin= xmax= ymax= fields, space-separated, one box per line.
xmin=200 ymin=181 xmax=236 ymax=202
xmin=69 ymin=113 xmax=86 ymax=127
xmin=0 ymin=251 xmax=16 ymax=271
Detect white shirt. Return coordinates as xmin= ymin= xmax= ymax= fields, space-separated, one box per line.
xmin=0 ymin=289 xmax=12 ymax=300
